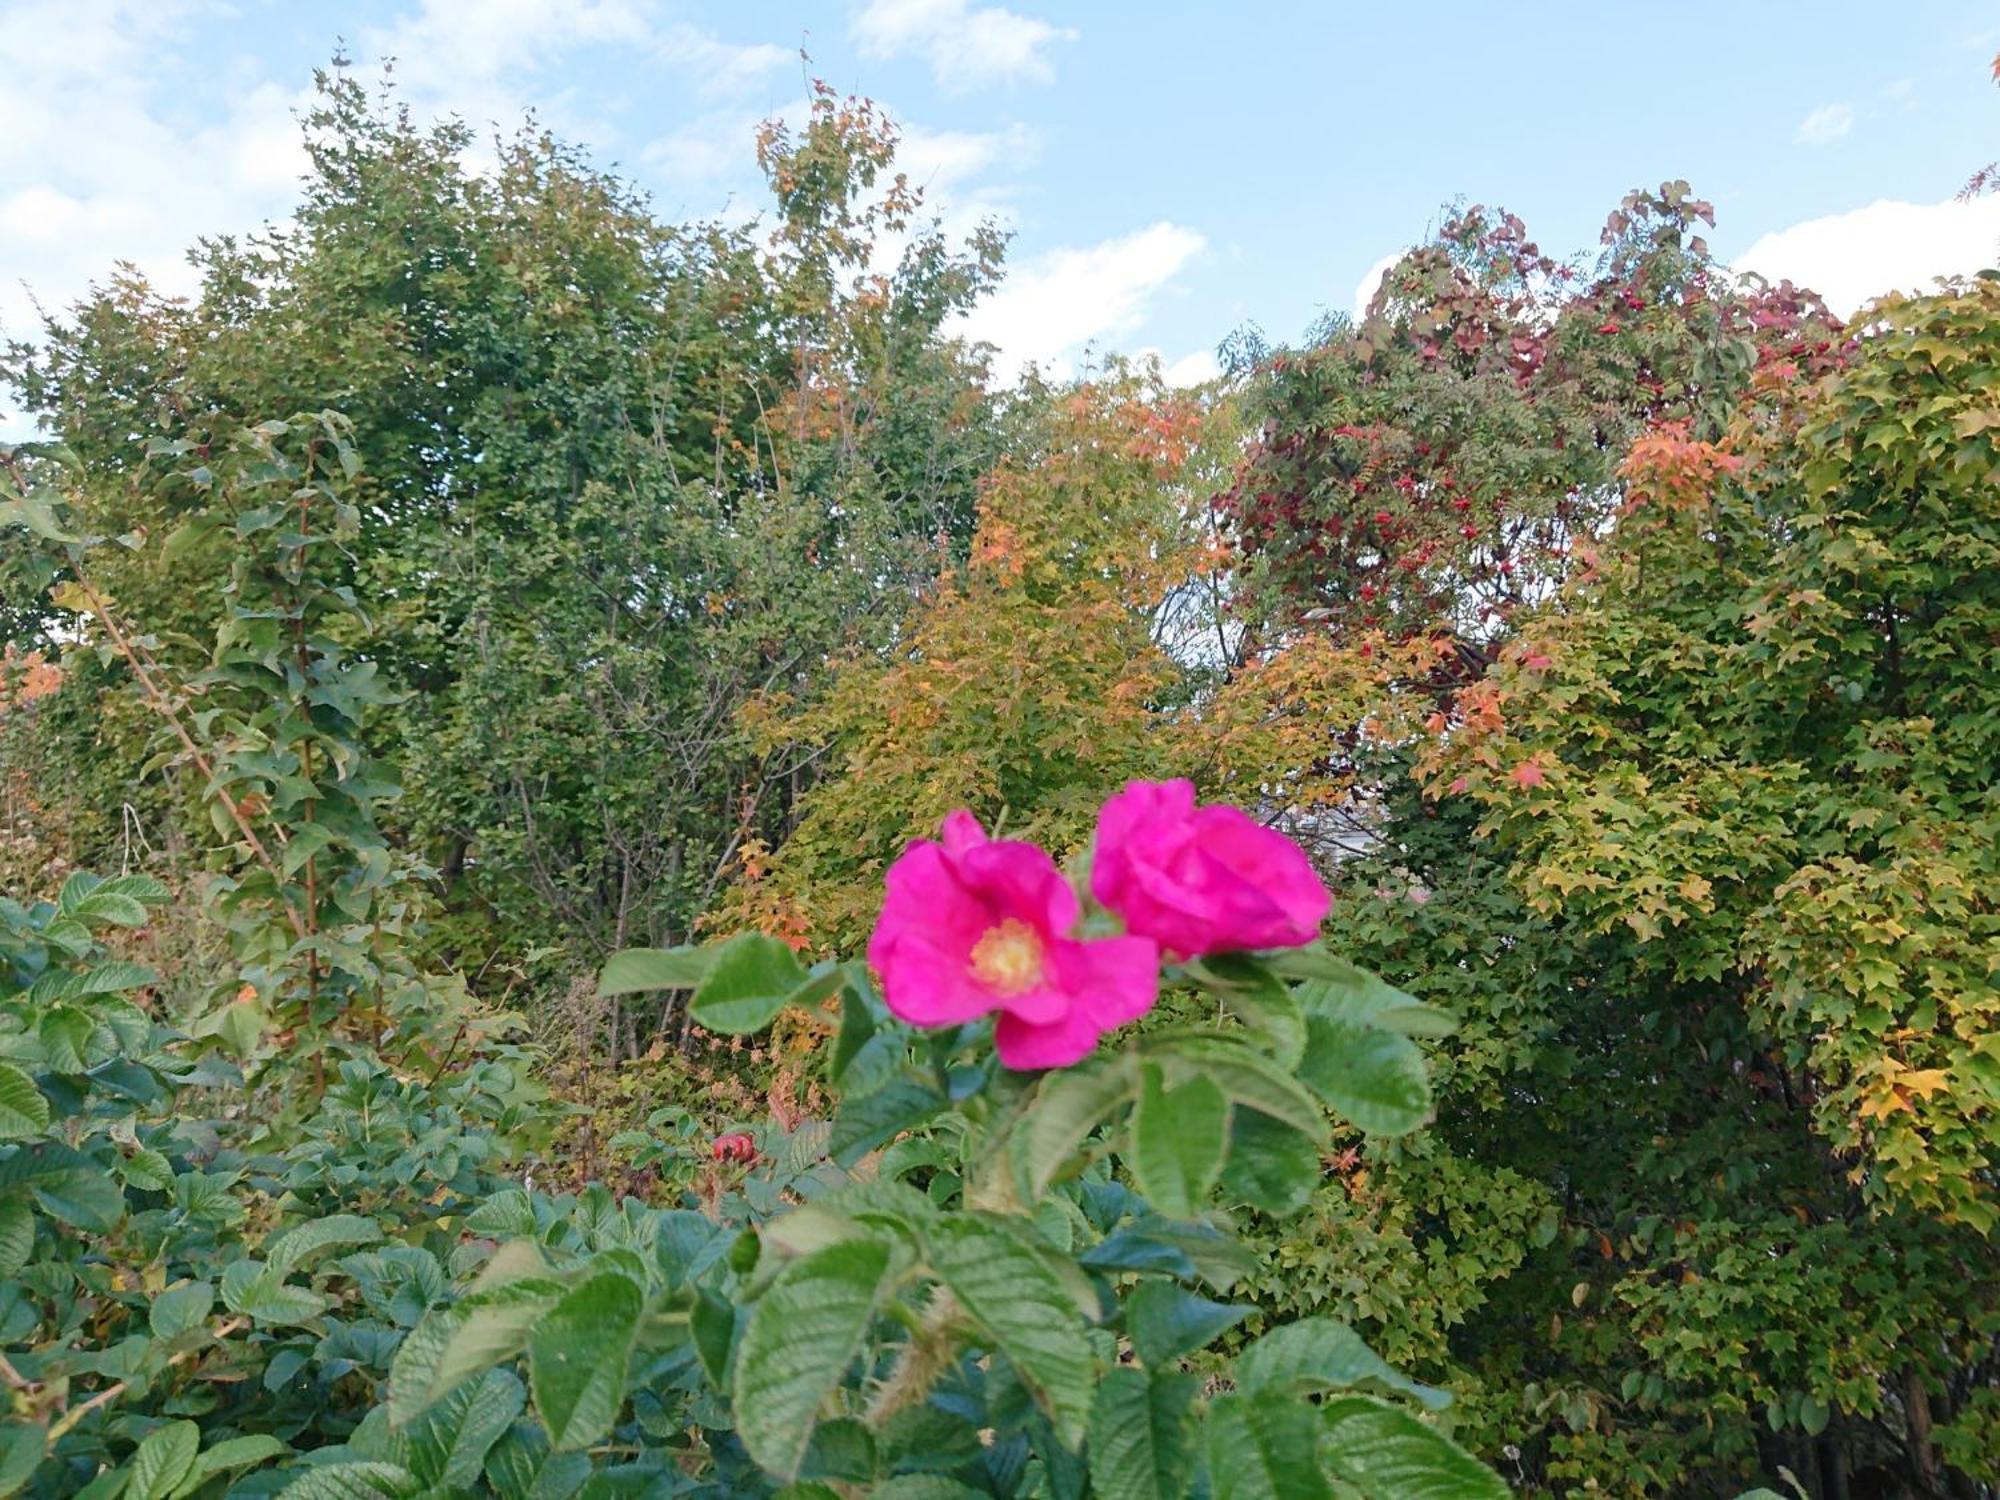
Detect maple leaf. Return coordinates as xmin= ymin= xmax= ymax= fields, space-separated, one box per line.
xmin=1897 ymin=1068 xmax=1952 ymax=1100
xmin=1510 ymin=759 xmax=1548 ymax=790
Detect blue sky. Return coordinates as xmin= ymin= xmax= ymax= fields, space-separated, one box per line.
xmin=3 ymin=0 xmax=1998 ymax=410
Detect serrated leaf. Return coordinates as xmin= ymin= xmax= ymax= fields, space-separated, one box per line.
xmin=178 ymin=1434 xmax=290 ymax=1494
xmin=1319 ymin=1395 xmax=1507 ymax=1499
xmin=1282 ymin=951 xmax=1455 ymax=1038
xmin=1013 ymin=1056 xmax=1133 ymax=1200
xmin=1206 ymin=1392 xmax=1330 ymax=1500
xmin=72 ymin=892 xmax=149 ymax=928
xmin=830 ymin=1074 xmax=946 ymax=1166
xmin=1087 ymin=1367 xmax=1198 ymax=1500
xmin=0 ymin=1065 xmax=49 ymax=1140
xmin=597 ymin=945 xmax=716 ymax=996
xmin=0 ymin=1199 xmax=32 ymax=1277
xmin=528 ymin=1272 xmax=643 ymax=1451
xmin=1143 ymin=1036 xmax=1326 ymax=1142
xmin=406 ymin=1368 xmax=526 ymax=1490
xmin=273 ymin=1461 xmax=419 ymax=1498
xmin=266 ymin=1214 xmax=383 ymax=1278
xmin=1235 ymin=1317 xmax=1449 ymax=1410
xmin=688 ymin=931 xmax=807 ymax=1034
xmin=150 ymin=1281 xmax=215 ymax=1340
xmin=733 ymin=1237 xmax=894 ymax=1479
xmin=220 ymin=1261 xmax=331 ymax=1326
xmin=1129 ymin=1065 xmax=1227 ymax=1219
xmin=1123 ymin=1281 xmax=1252 ymax=1370
xmin=1219 ymin=1108 xmax=1322 ymax=1217
xmin=1297 ymin=1018 xmax=1431 ymax=1135
xmin=1188 ymin=955 xmax=1306 ymax=1068
xmin=389 ymin=1279 xmax=565 ymax=1426
xmin=927 ymin=1212 xmax=1095 ymax=1448
xmin=127 ymin=1421 xmax=199 ymax=1500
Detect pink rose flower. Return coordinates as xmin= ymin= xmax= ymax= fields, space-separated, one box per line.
xmin=867 ymin=810 xmax=1159 ymax=1070
xmin=1091 ymin=779 xmax=1329 ymax=957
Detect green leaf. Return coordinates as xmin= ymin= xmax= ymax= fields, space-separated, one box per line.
xmin=3 ymin=485 xmax=82 ymax=544
xmin=1088 ymin=1367 xmax=1198 ymax=1500
xmin=1123 ymin=1281 xmax=1252 ymax=1370
xmin=0 ymin=1199 xmax=32 ymax=1278
xmin=926 ymin=1211 xmax=1095 ymax=1448
xmin=1799 ymin=1394 xmax=1830 ymax=1436
xmin=1129 ymin=1065 xmax=1227 ymax=1219
xmin=830 ymin=984 xmax=877 ymax=1085
xmin=830 ymin=1075 xmax=946 ymax=1166
xmin=150 ymin=1281 xmax=215 ymax=1341
xmin=389 ymin=1280 xmax=566 ymax=1424
xmin=0 ymin=1064 xmax=50 ymax=1140
xmin=0 ymin=1423 xmax=43 ymax=1500
xmin=596 ymin=945 xmax=716 ymax=997
xmin=1319 ymin=1395 xmax=1507 ymax=1499
xmin=1234 ymin=1317 xmax=1449 ymax=1410
xmin=221 ymin=1261 xmax=331 ymax=1326
xmin=177 ymin=1435 xmax=290 ymax=1494
xmin=406 ymin=1368 xmax=526 ymax=1491
xmin=266 ymin=1214 xmax=383 ymax=1278
xmin=72 ymin=891 xmax=149 ymax=928
xmin=1282 ymin=951 xmax=1455 ymax=1038
xmin=689 ymin=932 xmax=808 ymax=1035
xmin=127 ymin=1422 xmax=199 ymax=1500
xmin=1187 ymin=955 xmax=1306 ymax=1067
xmin=1297 ymin=1018 xmax=1431 ymax=1136
xmin=273 ymin=1461 xmax=419 ymax=1498
xmin=1219 ymin=1109 xmax=1322 ymax=1217
xmin=734 ymin=1237 xmax=894 ymax=1480
xmin=527 ymin=1272 xmax=643 ymax=1452
xmin=1143 ymin=1035 xmax=1327 ymax=1142
xmin=1013 ymin=1056 xmax=1134 ymax=1199
xmin=1205 ymin=1392 xmax=1331 ymax=1500
xmin=870 ymin=1480 xmax=990 ymax=1499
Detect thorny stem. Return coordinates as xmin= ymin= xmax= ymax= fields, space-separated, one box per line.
xmin=864 ymin=1287 xmax=963 ymax=1430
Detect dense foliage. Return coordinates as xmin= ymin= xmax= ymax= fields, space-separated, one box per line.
xmin=2 ymin=56 xmax=1996 ymax=1500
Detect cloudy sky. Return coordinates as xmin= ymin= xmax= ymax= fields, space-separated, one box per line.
xmin=3 ymin=0 xmax=1998 ymax=419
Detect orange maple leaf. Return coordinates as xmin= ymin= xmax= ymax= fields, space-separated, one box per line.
xmin=1509 ymin=759 xmax=1548 ymax=790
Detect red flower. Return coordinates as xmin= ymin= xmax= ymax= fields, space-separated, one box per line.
xmin=1596 ymin=320 xmax=1621 ymax=335
xmin=1374 ymin=510 xmax=1394 ymax=526
xmin=711 ymin=1133 xmax=757 ymax=1164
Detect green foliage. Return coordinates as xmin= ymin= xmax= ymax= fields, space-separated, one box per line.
xmin=2 ymin=64 xmax=1011 ymax=1023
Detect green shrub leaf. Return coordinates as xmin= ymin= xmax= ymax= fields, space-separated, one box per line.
xmin=734 ymin=1237 xmax=895 ymax=1479
xmin=527 ymin=1273 xmax=644 ymax=1451
xmin=0 ymin=1064 xmax=50 ymax=1140
xmin=1205 ymin=1392 xmax=1331 ymax=1500
xmin=926 ymin=1212 xmax=1095 ymax=1448
xmin=1319 ymin=1395 xmax=1507 ymax=1499
xmin=1087 ymin=1367 xmax=1198 ymax=1500
xmin=1130 ymin=1064 xmax=1227 ymax=1218
xmin=689 ymin=932 xmax=808 ymax=1034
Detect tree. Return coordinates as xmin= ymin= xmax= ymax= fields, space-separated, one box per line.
xmin=2 ymin=66 xmax=1010 ymax=1017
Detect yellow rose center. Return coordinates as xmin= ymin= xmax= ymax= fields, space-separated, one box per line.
xmin=969 ymin=918 xmax=1045 ymax=996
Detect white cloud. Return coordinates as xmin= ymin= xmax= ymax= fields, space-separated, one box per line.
xmin=1794 ymin=102 xmax=1854 ymax=146
xmin=1162 ymin=349 xmax=1221 ymax=387
xmin=0 ymin=0 xmax=312 ymax=415
xmin=851 ymin=0 xmax=1076 ymax=90
xmin=959 ymin=221 xmax=1206 ymax=383
xmin=1734 ymin=195 xmax=2000 ymax=315
xmin=1351 ymin=250 xmax=1404 ymax=320
xmin=656 ymin=23 xmax=794 ymax=101
xmin=897 ymin=123 xmax=1038 ymax=193
xmin=362 ymin=0 xmax=649 ymax=113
